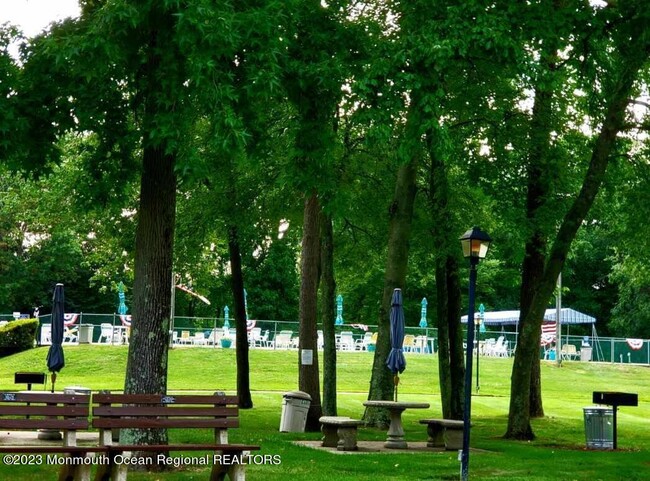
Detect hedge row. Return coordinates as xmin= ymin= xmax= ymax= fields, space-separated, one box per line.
xmin=0 ymin=318 xmax=38 ymax=357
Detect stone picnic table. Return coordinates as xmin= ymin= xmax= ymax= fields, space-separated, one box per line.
xmin=363 ymin=400 xmax=430 ymax=449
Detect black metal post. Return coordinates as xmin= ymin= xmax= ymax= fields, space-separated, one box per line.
xmin=475 ymin=320 xmax=480 ymax=393
xmin=612 ymin=405 xmax=618 ymax=450
xmin=461 ymin=256 xmax=478 ymax=481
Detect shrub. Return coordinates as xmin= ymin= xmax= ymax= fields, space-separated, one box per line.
xmin=0 ymin=318 xmax=39 ymax=357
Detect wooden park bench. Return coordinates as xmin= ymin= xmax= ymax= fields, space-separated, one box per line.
xmin=419 ymin=418 xmax=464 ymax=450
xmin=319 ymin=416 xmax=364 ymax=451
xmin=92 ymin=392 xmax=260 ymax=481
xmin=0 ymin=391 xmax=107 ymax=481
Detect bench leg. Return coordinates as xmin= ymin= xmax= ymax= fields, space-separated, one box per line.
xmin=58 ymin=458 xmax=91 ymax=481
xmin=426 ymin=424 xmax=445 ymax=448
xmin=211 ymin=460 xmax=246 ymax=481
xmin=444 ymin=428 xmax=463 ymax=451
xmin=94 ymin=452 xmax=127 ymax=481
xmin=321 ymin=424 xmax=339 ymax=448
xmin=337 ymin=427 xmax=358 ymax=451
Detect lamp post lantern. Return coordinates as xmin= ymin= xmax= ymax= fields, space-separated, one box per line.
xmin=459 ymin=227 xmax=491 ymax=481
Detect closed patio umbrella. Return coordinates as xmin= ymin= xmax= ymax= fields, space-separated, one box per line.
xmin=419 ymin=297 xmax=428 ymax=328
xmin=46 ymin=283 xmax=65 ymax=392
xmin=117 ymin=281 xmax=128 ymax=315
xmin=335 ymin=295 xmax=344 ymax=325
xmin=386 ymin=288 xmax=406 ymax=401
xmin=223 ymin=306 xmax=230 ymax=329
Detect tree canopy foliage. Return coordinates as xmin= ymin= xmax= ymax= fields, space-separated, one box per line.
xmin=1 ymin=0 xmax=649 ymax=443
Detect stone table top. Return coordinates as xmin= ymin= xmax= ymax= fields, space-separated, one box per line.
xmin=363 ymin=400 xmax=430 ymax=409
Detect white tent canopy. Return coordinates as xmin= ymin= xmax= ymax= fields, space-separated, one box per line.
xmin=461 ymin=307 xmax=596 ymax=326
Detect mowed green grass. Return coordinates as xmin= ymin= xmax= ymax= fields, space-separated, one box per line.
xmin=1 ymin=345 xmax=649 ymax=480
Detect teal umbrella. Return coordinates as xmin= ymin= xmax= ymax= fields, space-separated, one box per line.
xmin=117 ymin=282 xmax=128 ymax=315
xmin=335 ymin=295 xmax=344 ymax=325
xmin=223 ymin=306 xmax=230 ymax=329
xmin=419 ymin=297 xmax=428 ymax=328
xmin=479 ymin=303 xmax=486 ymax=333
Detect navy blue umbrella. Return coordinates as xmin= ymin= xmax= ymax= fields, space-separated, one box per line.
xmin=386 ymin=288 xmax=406 ymax=401
xmin=46 ymin=283 xmax=65 ymax=392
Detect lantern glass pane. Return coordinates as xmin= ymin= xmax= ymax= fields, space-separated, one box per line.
xmin=461 ymin=239 xmax=471 ymax=257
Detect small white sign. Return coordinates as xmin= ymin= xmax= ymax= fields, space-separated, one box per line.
xmin=301 ymin=349 xmax=313 ymax=365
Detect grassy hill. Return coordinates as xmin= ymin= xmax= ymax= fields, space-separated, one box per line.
xmin=1 ymin=346 xmax=649 ymax=480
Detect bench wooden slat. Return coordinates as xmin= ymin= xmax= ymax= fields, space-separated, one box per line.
xmin=92 ymin=418 xmax=238 ymax=429
xmin=0 ymin=406 xmax=89 ymax=416
xmin=0 ymin=446 xmax=108 ymax=453
xmin=0 ymin=393 xmax=89 ymax=403
xmin=104 ymin=443 xmax=260 ymax=452
xmin=92 ymin=406 xmax=238 ymax=417
xmin=93 ymin=394 xmax=238 ymax=405
xmin=0 ymin=418 xmax=89 ymax=429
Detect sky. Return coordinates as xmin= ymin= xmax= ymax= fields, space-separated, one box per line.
xmin=0 ymin=0 xmax=80 ymax=37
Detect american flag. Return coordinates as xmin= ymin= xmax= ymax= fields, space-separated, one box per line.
xmin=540 ymin=322 xmax=556 ymax=345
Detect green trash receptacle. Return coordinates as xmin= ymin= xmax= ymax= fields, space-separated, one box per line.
xmin=583 ymin=406 xmax=613 ymax=449
xmin=279 ymin=391 xmax=311 ymax=433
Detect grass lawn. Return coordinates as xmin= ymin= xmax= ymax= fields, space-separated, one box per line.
xmin=1 ymin=345 xmax=649 ymax=480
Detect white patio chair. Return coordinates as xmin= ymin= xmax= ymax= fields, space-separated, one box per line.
xmin=492 ymin=336 xmax=508 ymax=357
xmin=483 ymin=338 xmax=496 ymax=356
xmin=98 ymin=323 xmax=113 ymax=344
xmin=338 ymin=331 xmax=355 ymax=351
xmin=355 ymin=332 xmax=373 ymax=351
xmin=560 ymin=343 xmax=580 ymax=360
xmin=40 ymin=324 xmax=52 ymax=345
xmin=206 ymin=328 xmax=224 ymax=346
xmin=274 ymin=330 xmax=294 ymax=349
xmin=256 ymin=329 xmax=271 ymax=348
xmin=414 ymin=335 xmax=428 ymax=353
xmin=179 ymin=330 xmax=191 ymax=345
xmin=193 ymin=331 xmax=207 ymax=346
xmin=403 ymin=334 xmax=418 ymax=353
xmin=248 ymin=327 xmax=262 ymax=347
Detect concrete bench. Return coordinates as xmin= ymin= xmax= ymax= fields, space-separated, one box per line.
xmin=419 ymin=418 xmax=464 ymax=450
xmin=319 ymin=416 xmax=364 ymax=451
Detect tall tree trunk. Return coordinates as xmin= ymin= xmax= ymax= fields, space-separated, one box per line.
xmin=228 ymin=225 xmax=253 ymax=409
xmin=435 ymin=263 xmax=452 ymax=418
xmin=520 ymin=80 xmax=554 ymax=419
xmin=123 ymin=14 xmax=176 ymax=451
xmin=506 ymin=34 xmax=648 ymax=438
xmin=426 ymin=130 xmax=464 ymax=420
xmin=446 ymin=257 xmax=464 ymax=419
xmin=299 ymin=192 xmax=323 ymax=431
xmin=366 ymin=104 xmax=421 ymax=427
xmin=320 ymin=212 xmax=337 ymax=416
xmin=123 ymin=142 xmax=176 ymax=447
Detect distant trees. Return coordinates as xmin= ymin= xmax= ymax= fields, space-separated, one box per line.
xmin=1 ymin=0 xmax=650 ymax=452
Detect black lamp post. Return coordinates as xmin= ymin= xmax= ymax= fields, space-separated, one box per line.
xmin=475 ymin=315 xmax=480 ymax=393
xmin=459 ymin=227 xmax=492 ymax=481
